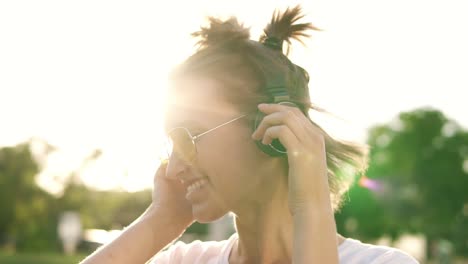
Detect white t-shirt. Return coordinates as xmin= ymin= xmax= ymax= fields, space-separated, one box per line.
xmin=150 ymin=233 xmax=419 ymax=263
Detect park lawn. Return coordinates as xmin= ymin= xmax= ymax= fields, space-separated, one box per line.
xmin=0 ymin=252 xmax=86 ymax=264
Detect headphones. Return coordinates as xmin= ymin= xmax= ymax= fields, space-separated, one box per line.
xmin=252 ymin=56 xmax=310 ymax=157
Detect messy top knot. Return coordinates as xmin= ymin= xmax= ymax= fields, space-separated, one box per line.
xmin=192 ymin=17 xmax=250 ymax=50
xmin=260 ymin=5 xmax=320 ymax=54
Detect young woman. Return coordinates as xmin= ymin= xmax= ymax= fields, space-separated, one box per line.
xmin=81 ymin=6 xmax=419 ymax=264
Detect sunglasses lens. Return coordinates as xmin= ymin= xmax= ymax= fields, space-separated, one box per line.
xmin=166 ymin=128 xmax=196 ymax=163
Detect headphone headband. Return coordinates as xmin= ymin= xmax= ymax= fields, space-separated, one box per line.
xmin=252 ymin=38 xmax=310 ymax=156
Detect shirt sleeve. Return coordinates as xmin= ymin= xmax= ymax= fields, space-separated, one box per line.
xmin=149 ymin=250 xmax=169 ymax=264
xmin=149 ymin=241 xmax=187 ymax=264
xmin=371 ymin=249 xmax=420 ymax=264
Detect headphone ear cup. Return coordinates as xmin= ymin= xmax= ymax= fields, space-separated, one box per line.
xmin=253 ymin=110 xmax=287 ymax=157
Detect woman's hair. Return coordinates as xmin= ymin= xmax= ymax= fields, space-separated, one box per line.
xmin=170 ymin=5 xmax=368 ymax=211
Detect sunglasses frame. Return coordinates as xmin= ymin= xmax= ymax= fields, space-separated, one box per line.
xmin=166 ymin=114 xmax=248 ymax=164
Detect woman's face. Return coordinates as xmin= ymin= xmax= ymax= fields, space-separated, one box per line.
xmin=165 ymin=76 xmax=285 ymax=223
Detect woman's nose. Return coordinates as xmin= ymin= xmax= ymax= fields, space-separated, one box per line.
xmin=165 ymin=154 xmax=189 ymax=180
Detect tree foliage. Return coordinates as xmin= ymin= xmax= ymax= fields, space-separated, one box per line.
xmin=0 ymin=141 xmax=152 ymax=252
xmin=0 ymin=143 xmax=57 ymax=251
xmin=336 ymin=108 xmax=468 ymax=256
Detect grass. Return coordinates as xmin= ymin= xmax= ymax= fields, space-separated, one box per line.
xmin=0 ymin=252 xmax=87 ymax=264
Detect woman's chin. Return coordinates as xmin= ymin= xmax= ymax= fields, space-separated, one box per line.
xmin=192 ymin=204 xmax=228 ymax=223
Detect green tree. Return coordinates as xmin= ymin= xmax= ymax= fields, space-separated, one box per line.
xmin=0 ymin=142 xmax=58 ymax=251
xmin=0 ymin=140 xmax=153 ymax=252
xmin=336 ymin=108 xmax=468 ymax=257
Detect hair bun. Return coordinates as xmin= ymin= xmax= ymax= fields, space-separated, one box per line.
xmin=192 ymin=17 xmax=250 ymax=50
xmin=260 ymin=5 xmax=320 ymax=54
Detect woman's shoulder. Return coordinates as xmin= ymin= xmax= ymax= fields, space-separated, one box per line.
xmin=338 ymin=237 xmax=420 ymax=264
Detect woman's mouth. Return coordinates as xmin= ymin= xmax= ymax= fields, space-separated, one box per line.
xmin=186 ymin=178 xmax=207 ymax=197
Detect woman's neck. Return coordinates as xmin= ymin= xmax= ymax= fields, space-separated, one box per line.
xmin=229 ymin=177 xmax=293 ymax=264
xmin=227 ymin=175 xmax=347 ymax=264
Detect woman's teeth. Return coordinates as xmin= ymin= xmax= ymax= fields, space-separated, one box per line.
xmin=187 ymin=178 xmax=206 ymax=194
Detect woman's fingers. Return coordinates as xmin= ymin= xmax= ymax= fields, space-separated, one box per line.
xmin=252 ymin=109 xmax=304 ymax=142
xmin=257 ymin=103 xmax=303 ymax=116
xmin=154 ymin=160 xmax=168 ymax=183
xmin=261 ymin=125 xmax=300 ymax=148
xmin=252 ymin=103 xmax=310 ymax=141
xmin=252 ymin=103 xmax=325 ymax=155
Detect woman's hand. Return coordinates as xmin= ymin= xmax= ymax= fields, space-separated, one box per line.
xmin=80 ymin=161 xmax=194 ymax=264
xmin=251 ymin=103 xmax=339 ymax=264
xmin=150 ymin=160 xmax=194 ymax=230
xmin=251 ymin=103 xmax=330 ymax=215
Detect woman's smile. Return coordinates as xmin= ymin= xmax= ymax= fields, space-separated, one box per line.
xmin=185 ymin=178 xmax=208 ymax=200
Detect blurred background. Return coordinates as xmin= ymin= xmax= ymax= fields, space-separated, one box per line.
xmin=0 ymin=0 xmax=467 ymax=263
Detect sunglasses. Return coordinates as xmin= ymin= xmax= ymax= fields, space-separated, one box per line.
xmin=165 ymin=114 xmax=248 ymax=164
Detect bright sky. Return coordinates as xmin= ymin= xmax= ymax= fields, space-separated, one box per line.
xmin=1 ymin=0 xmax=467 ymax=194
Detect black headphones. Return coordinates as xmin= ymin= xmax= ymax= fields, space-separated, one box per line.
xmin=245 ymin=37 xmax=311 ymax=156
xmin=252 ymin=55 xmax=310 ymax=157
